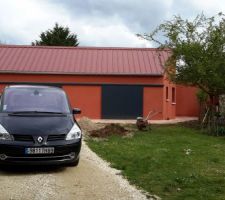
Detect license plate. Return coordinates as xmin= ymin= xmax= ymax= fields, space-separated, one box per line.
xmin=25 ymin=147 xmax=54 ymax=154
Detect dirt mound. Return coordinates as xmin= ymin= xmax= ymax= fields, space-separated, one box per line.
xmin=90 ymin=123 xmax=128 ymax=138
xmin=78 ymin=117 xmax=100 ymax=132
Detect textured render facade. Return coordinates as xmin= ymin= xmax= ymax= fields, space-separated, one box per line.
xmin=0 ymin=45 xmax=199 ymax=119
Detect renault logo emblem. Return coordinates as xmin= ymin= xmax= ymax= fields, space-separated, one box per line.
xmin=37 ymin=136 xmax=43 ymax=143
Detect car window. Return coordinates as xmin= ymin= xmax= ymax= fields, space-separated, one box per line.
xmin=2 ymin=87 xmax=70 ymax=113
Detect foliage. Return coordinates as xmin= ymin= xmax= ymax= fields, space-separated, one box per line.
xmin=196 ymin=90 xmax=208 ymax=104
xmin=0 ymin=40 xmax=6 ymax=45
xmin=138 ymin=13 xmax=225 ymax=97
xmin=138 ymin=13 xmax=225 ymax=134
xmin=32 ymin=23 xmax=79 ymax=46
xmin=87 ymin=124 xmax=225 ymax=200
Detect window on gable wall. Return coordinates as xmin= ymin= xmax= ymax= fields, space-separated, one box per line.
xmin=172 ymin=87 xmax=176 ymax=103
xmin=166 ymin=87 xmax=169 ymax=100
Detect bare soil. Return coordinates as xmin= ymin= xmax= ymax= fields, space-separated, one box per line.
xmin=89 ymin=123 xmax=128 ymax=138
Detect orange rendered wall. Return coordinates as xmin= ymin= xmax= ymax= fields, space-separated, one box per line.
xmin=0 ymin=73 xmax=200 ymax=119
xmin=63 ymin=86 xmax=101 ymax=119
xmin=0 ymin=73 xmax=165 ymax=119
xmin=0 ymin=84 xmax=6 ymax=93
xmin=143 ymin=87 xmax=163 ymax=120
xmin=176 ymin=85 xmax=199 ymax=116
xmin=163 ymin=78 xmax=176 ymax=119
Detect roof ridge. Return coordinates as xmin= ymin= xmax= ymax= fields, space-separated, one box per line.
xmin=0 ymin=44 xmax=170 ymax=51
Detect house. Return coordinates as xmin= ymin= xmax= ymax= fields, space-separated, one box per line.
xmin=0 ymin=45 xmax=199 ymax=119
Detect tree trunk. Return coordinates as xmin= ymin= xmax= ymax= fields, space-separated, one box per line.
xmin=207 ymin=95 xmax=219 ymax=135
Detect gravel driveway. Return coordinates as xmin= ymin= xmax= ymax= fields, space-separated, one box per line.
xmin=0 ymin=142 xmax=148 ymax=200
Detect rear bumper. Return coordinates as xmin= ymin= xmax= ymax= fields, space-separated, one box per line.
xmin=0 ymin=141 xmax=81 ymax=165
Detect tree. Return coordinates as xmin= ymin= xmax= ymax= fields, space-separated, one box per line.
xmin=138 ymin=13 xmax=225 ymax=134
xmin=32 ymin=23 xmax=79 ymax=46
xmin=0 ymin=40 xmax=6 ymax=45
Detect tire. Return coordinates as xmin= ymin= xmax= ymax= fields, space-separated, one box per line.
xmin=68 ymin=158 xmax=79 ymax=167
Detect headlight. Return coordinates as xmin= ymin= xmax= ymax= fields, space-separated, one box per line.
xmin=0 ymin=124 xmax=13 ymax=141
xmin=66 ymin=124 xmax=82 ymax=140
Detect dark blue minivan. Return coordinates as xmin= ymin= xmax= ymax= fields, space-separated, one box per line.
xmin=0 ymin=85 xmax=82 ymax=166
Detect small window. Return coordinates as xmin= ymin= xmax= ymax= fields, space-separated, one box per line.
xmin=166 ymin=87 xmax=169 ymax=100
xmin=172 ymin=87 xmax=176 ymax=103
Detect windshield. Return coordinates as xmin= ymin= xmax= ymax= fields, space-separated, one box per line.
xmin=1 ymin=87 xmax=70 ymax=113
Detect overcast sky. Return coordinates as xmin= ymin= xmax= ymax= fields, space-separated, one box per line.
xmin=0 ymin=0 xmax=224 ymax=47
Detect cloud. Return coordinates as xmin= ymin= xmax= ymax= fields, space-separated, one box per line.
xmin=0 ymin=0 xmax=152 ymax=47
xmin=51 ymin=0 xmax=173 ymax=33
xmin=0 ymin=0 xmax=70 ymax=44
xmin=73 ymin=20 xmax=152 ymax=47
xmin=0 ymin=0 xmax=224 ymax=47
xmin=189 ymin=0 xmax=225 ymax=15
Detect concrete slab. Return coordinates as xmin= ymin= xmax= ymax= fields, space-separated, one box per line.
xmin=92 ymin=117 xmax=198 ymax=125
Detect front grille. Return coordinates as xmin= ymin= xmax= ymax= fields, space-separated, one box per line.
xmin=13 ymin=135 xmax=34 ymax=142
xmin=47 ymin=134 xmax=66 ymax=141
xmin=6 ymin=154 xmax=72 ymax=162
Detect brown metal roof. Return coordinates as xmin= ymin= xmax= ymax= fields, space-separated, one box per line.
xmin=0 ymin=45 xmax=170 ymax=75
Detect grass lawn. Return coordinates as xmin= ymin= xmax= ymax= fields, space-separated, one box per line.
xmin=87 ymin=124 xmax=225 ymax=200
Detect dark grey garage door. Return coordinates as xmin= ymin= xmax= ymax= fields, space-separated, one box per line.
xmin=102 ymin=85 xmax=143 ymax=119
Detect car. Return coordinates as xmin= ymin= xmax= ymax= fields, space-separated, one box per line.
xmin=0 ymin=85 xmax=82 ymax=166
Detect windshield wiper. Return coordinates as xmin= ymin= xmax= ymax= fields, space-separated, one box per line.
xmin=8 ymin=111 xmax=66 ymax=116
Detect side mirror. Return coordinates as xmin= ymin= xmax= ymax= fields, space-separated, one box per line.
xmin=72 ymin=108 xmax=81 ymax=114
